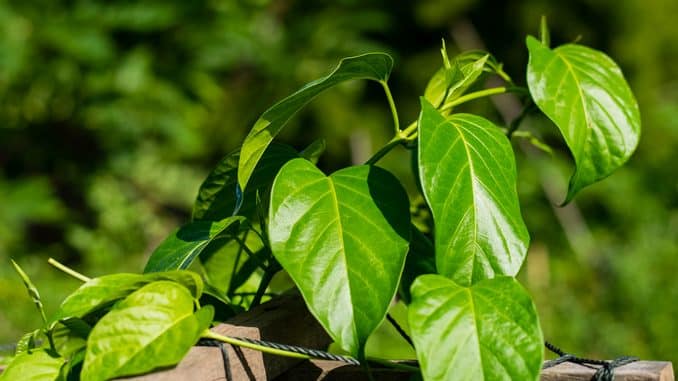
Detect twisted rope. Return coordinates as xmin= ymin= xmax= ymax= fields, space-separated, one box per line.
xmin=543 ymin=341 xmax=638 ymax=381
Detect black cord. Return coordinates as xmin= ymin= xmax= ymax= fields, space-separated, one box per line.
xmin=543 ymin=340 xmax=638 ymax=381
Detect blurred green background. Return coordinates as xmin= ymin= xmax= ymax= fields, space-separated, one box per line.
xmin=1 ymin=0 xmax=676 ymax=366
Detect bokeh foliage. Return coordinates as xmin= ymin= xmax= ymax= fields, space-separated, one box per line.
xmin=1 ymin=0 xmax=676 ymax=365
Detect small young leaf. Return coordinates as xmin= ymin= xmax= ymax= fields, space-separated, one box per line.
xmin=424 ymin=52 xmax=489 ymax=109
xmin=418 ymin=99 xmax=530 ymax=285
xmin=269 ymin=158 xmax=410 ymax=356
xmin=11 ymin=259 xmax=47 ymax=325
xmin=408 ymin=275 xmax=543 ymax=381
xmin=0 ymin=348 xmax=65 ymax=381
xmin=193 ymin=143 xmax=300 ymax=220
xmin=16 ymin=329 xmax=42 ymax=355
xmin=144 ymin=216 xmax=245 ymax=273
xmin=81 ymin=282 xmax=214 ymax=381
xmin=52 ymin=271 xmax=204 ymax=323
xmin=238 ymin=53 xmax=393 ymax=190
xmin=526 ymin=36 xmax=641 ymax=202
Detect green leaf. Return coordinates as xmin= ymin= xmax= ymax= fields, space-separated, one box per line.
xmin=238 ymin=53 xmax=393 ymax=190
xmin=193 ymin=143 xmax=300 ymax=220
xmin=418 ymin=99 xmax=530 ymax=286
xmin=425 ymin=55 xmax=487 ymax=107
xmin=144 ymin=216 xmax=245 ymax=273
xmin=52 ymin=318 xmax=90 ymax=359
xmin=16 ymin=329 xmax=42 ymax=355
xmin=408 ymin=275 xmax=543 ymax=381
xmin=269 ymin=158 xmax=410 ymax=356
xmin=52 ymin=271 xmax=204 ymax=322
xmin=0 ymin=348 xmax=65 ymax=381
xmin=526 ymin=36 xmax=641 ymax=202
xmin=11 ymin=259 xmax=48 ymax=325
xmin=81 ymin=282 xmax=214 ymax=381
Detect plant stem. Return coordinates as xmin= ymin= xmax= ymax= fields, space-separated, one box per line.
xmin=202 ymin=330 xmax=314 ymax=360
xmin=507 ymin=100 xmax=534 ymax=138
xmin=364 ymin=135 xmax=405 ymax=165
xmin=250 ymin=265 xmax=277 ymax=307
xmin=441 ymin=86 xmax=508 ymax=111
xmin=48 ymin=258 xmax=91 ymax=283
xmin=380 ymin=81 xmax=400 ymax=135
xmin=386 ymin=313 xmax=414 ymax=347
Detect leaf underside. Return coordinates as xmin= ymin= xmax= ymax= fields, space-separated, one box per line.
xmin=268 ymin=158 xmax=410 ymax=356
xmin=526 ymin=36 xmax=641 ymax=202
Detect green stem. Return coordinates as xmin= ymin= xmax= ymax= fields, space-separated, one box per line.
xmin=380 ymin=81 xmax=400 ymax=135
xmin=365 ymin=135 xmax=406 ymax=165
xmin=202 ymin=330 xmax=313 ymax=360
xmin=48 ymin=258 xmax=91 ymax=283
xmin=250 ymin=265 xmax=277 ymax=307
xmin=507 ymin=100 xmax=534 ymax=138
xmin=441 ymin=87 xmax=508 ymax=111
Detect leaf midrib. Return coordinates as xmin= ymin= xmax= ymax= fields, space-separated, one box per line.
xmin=326 ymin=176 xmax=359 ymax=349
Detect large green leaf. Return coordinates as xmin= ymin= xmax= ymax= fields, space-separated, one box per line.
xmin=418 ymin=99 xmax=529 ymax=285
xmin=193 ymin=143 xmax=300 ymax=220
xmin=81 ymin=281 xmax=213 ymax=381
xmin=268 ymin=158 xmax=410 ymax=356
xmin=52 ymin=271 xmax=203 ymax=322
xmin=0 ymin=349 xmax=65 ymax=381
xmin=144 ymin=216 xmax=245 ymax=273
xmin=526 ymin=36 xmax=641 ymax=202
xmin=238 ymin=53 xmax=393 ymax=190
xmin=408 ymin=275 xmax=543 ymax=381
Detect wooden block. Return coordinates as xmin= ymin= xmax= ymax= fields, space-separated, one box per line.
xmin=276 ymin=360 xmax=675 ymax=381
xmin=119 ymin=291 xmax=332 ymax=380
xmin=540 ymin=361 xmax=674 ymax=381
xmin=275 ymin=360 xmax=413 ymax=381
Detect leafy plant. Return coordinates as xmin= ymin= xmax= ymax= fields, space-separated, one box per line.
xmin=4 ymin=19 xmax=640 ymax=380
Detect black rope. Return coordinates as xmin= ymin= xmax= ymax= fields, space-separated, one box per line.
xmin=232 ymin=336 xmax=361 ymax=365
xmin=543 ymin=341 xmax=638 ymax=381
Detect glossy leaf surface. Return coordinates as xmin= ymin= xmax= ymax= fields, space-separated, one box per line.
xmin=193 ymin=143 xmax=299 ymax=220
xmin=144 ymin=216 xmax=245 ymax=272
xmin=418 ymin=99 xmax=529 ymax=285
xmin=409 ymin=275 xmax=543 ymax=381
xmin=269 ymin=158 xmax=410 ymax=356
xmin=52 ymin=271 xmax=203 ymax=322
xmin=0 ymin=348 xmax=64 ymax=381
xmin=81 ymin=281 xmax=213 ymax=381
xmin=238 ymin=53 xmax=393 ymax=190
xmin=526 ymin=36 xmax=641 ymax=202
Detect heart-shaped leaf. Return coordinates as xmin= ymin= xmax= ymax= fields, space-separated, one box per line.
xmin=52 ymin=271 xmax=203 ymax=323
xmin=408 ymin=275 xmax=543 ymax=381
xmin=144 ymin=216 xmax=246 ymax=273
xmin=81 ymin=281 xmax=214 ymax=381
xmin=193 ymin=143 xmax=300 ymax=220
xmin=526 ymin=36 xmax=641 ymax=202
xmin=0 ymin=348 xmax=64 ymax=381
xmin=238 ymin=53 xmax=393 ymax=190
xmin=269 ymin=158 xmax=410 ymax=356
xmin=418 ymin=99 xmax=529 ymax=286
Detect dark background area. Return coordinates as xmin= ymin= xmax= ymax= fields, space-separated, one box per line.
xmin=1 ymin=0 xmax=676 ymax=364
